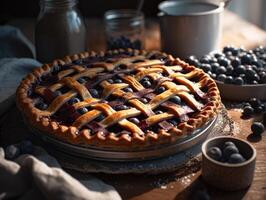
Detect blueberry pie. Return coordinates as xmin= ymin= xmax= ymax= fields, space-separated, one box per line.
xmin=16 ymin=49 xmax=221 ymax=150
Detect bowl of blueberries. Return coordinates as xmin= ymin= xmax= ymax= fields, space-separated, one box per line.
xmin=185 ymin=46 xmax=266 ymax=101
xmin=201 ymin=136 xmax=256 ymax=191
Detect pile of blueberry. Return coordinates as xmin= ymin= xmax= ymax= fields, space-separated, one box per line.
xmin=185 ymin=45 xmax=266 ymax=85
xmin=4 ymin=140 xmax=33 ymax=160
xmin=241 ymin=98 xmax=266 ymax=136
xmin=107 ymin=36 xmax=142 ymax=50
xmin=207 ymin=141 xmax=246 ymax=164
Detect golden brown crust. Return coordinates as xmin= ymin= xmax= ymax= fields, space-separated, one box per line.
xmin=16 ymin=48 xmax=221 ymax=150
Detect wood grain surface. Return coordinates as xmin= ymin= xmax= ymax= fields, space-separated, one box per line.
xmin=4 ymin=10 xmax=266 ymax=200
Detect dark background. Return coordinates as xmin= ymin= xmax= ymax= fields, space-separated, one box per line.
xmin=0 ymin=0 xmax=163 ymax=24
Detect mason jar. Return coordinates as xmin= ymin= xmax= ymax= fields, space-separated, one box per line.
xmin=104 ymin=9 xmax=145 ymax=50
xmin=35 ymin=0 xmax=87 ymax=63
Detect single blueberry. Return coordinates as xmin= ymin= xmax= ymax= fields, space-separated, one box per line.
xmin=116 ymin=105 xmax=129 ymax=111
xmin=223 ymin=145 xmax=239 ymax=160
xmin=155 ymin=110 xmax=163 ymax=114
xmin=226 ymin=65 xmax=234 ymax=75
xmin=234 ymin=77 xmax=244 ymax=85
xmin=217 ymin=74 xmax=226 ymax=82
xmin=214 ymin=52 xmax=224 ymax=58
xmin=157 ymin=86 xmax=166 ymax=93
xmin=249 ymin=98 xmax=261 ymax=108
xmin=107 ymin=79 xmax=114 ymax=84
xmin=54 ymin=90 xmax=62 ymax=96
xmin=170 ymin=96 xmax=181 ymax=104
xmin=224 ymin=76 xmax=233 ymax=84
xmin=245 ymin=68 xmax=256 ymax=78
xmin=89 ymin=89 xmax=99 ymax=98
xmin=77 ymin=107 xmax=88 ymax=115
xmin=141 ymin=98 xmax=148 ymax=104
xmin=241 ymin=54 xmax=252 ymax=64
xmin=243 ymin=106 xmax=254 ymax=116
xmin=124 ymin=87 xmax=133 ymax=93
xmin=142 ymin=80 xmax=152 ymax=88
xmin=128 ymin=117 xmax=140 ymax=124
xmin=216 ymin=66 xmax=227 ymax=75
xmin=218 ymin=57 xmax=230 ymax=67
xmin=231 ymin=57 xmax=241 ymax=68
xmin=69 ymin=97 xmax=80 ymax=105
xmin=251 ymin=122 xmax=265 ymax=135
xmin=201 ymin=64 xmax=212 ymax=72
xmin=36 ymin=102 xmax=48 ymax=110
xmin=168 ymin=119 xmax=178 ymax=126
xmin=223 ymin=141 xmax=236 ymax=149
xmin=142 ymin=77 xmax=150 ymax=82
xmin=5 ymin=145 xmax=20 ymax=160
xmin=255 ymin=106 xmax=264 ymax=113
xmin=207 ymin=146 xmax=222 ymax=161
xmin=228 ymin=153 xmax=246 ymax=164
xmin=211 ymin=63 xmax=220 ymax=73
xmin=95 ymin=114 xmax=105 ymax=121
xmin=234 ymin=65 xmax=246 ymax=75
xmin=20 ymin=140 xmax=33 ymax=154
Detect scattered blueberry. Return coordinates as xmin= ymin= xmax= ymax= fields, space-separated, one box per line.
xmin=207 ymin=146 xmax=222 ymax=161
xmin=128 ymin=117 xmax=140 ymax=124
xmin=170 ymin=96 xmax=181 ymax=104
xmin=223 ymin=145 xmax=239 ymax=160
xmin=124 ymin=87 xmax=133 ymax=92
xmin=228 ymin=153 xmax=246 ymax=164
xmin=142 ymin=80 xmax=152 ymax=88
xmin=89 ymin=89 xmax=99 ymax=98
xmin=5 ymin=145 xmax=20 ymax=160
xmin=77 ymin=107 xmax=88 ymax=115
xmin=156 ymin=86 xmax=166 ymax=93
xmin=69 ymin=97 xmax=80 ymax=105
xmin=116 ymin=105 xmax=129 ymax=111
xmin=36 ymin=102 xmax=48 ymax=110
xmin=251 ymin=122 xmax=265 ymax=135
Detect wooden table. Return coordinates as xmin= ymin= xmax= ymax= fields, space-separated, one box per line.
xmin=6 ymin=10 xmax=266 ymax=200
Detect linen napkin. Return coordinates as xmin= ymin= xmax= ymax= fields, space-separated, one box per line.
xmin=0 ymin=25 xmax=121 ymax=200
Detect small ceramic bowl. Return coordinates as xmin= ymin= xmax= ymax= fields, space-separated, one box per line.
xmin=201 ymin=136 xmax=256 ymax=191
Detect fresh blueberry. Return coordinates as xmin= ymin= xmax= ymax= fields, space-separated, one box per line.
xmin=54 ymin=90 xmax=62 ymax=96
xmin=228 ymin=153 xmax=246 ymax=164
xmin=142 ymin=80 xmax=152 ymax=88
xmin=243 ymin=106 xmax=254 ymax=116
xmin=36 ymin=102 xmax=48 ymax=110
xmin=157 ymin=86 xmax=166 ymax=93
xmin=142 ymin=77 xmax=150 ymax=82
xmin=201 ymin=64 xmax=212 ymax=72
xmin=223 ymin=145 xmax=239 ymax=160
xmin=77 ymin=107 xmax=88 ymax=115
xmin=223 ymin=141 xmax=236 ymax=149
xmin=231 ymin=57 xmax=241 ymax=68
xmin=217 ymin=74 xmax=226 ymax=82
xmin=114 ymin=79 xmax=123 ymax=83
xmin=77 ymin=77 xmax=87 ymax=84
xmin=211 ymin=63 xmax=219 ymax=73
xmin=226 ymin=65 xmax=234 ymax=75
xmin=20 ymin=140 xmax=33 ymax=154
xmin=255 ymin=106 xmax=264 ymax=113
xmin=5 ymin=145 xmax=20 ymax=160
xmin=128 ymin=117 xmax=140 ymax=124
xmin=116 ymin=105 xmax=129 ymax=111
xmin=234 ymin=65 xmax=246 ymax=75
xmin=251 ymin=122 xmax=265 ymax=135
xmin=216 ymin=66 xmax=227 ymax=75
xmin=89 ymin=89 xmax=99 ymax=98
xmin=241 ymin=54 xmax=252 ymax=64
xmin=218 ymin=57 xmax=230 ymax=67
xmin=214 ymin=52 xmax=224 ymax=58
xmin=124 ymin=87 xmax=133 ymax=92
xmin=249 ymin=98 xmax=261 ymax=108
xmin=245 ymin=68 xmax=256 ymax=78
xmin=170 ymin=96 xmax=181 ymax=104
xmin=69 ymin=97 xmax=80 ymax=105
xmin=224 ymin=76 xmax=233 ymax=84
xmin=200 ymin=57 xmax=210 ymax=64
xmin=234 ymin=77 xmax=244 ymax=85
xmin=207 ymin=146 xmax=222 ymax=161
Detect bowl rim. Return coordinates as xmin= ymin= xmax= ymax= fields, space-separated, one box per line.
xmin=215 ymin=80 xmax=266 ymax=87
xmin=202 ymin=136 xmax=256 ymax=167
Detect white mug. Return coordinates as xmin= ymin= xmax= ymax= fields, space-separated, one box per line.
xmin=158 ymin=0 xmax=225 ymax=59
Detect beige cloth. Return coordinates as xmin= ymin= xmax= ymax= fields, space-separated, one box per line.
xmin=0 ymin=147 xmax=121 ymax=200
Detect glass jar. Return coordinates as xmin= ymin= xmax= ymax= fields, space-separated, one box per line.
xmin=104 ymin=9 xmax=145 ymax=50
xmin=35 ymin=0 xmax=86 ymax=63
